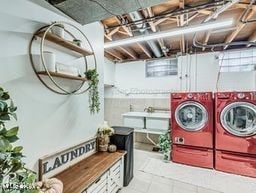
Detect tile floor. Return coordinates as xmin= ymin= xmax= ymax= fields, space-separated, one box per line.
xmin=120 ymin=144 xmax=221 ymax=193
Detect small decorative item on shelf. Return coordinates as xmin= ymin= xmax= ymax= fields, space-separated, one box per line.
xmin=157 ymin=130 xmax=171 ymax=162
xmin=43 ymin=51 xmax=56 ymax=72
xmin=56 ymin=63 xmax=79 ymax=76
xmin=108 ymin=144 xmax=117 ymax=153
xmin=73 ymin=39 xmax=82 ymax=47
xmin=51 ymin=23 xmax=65 ymax=38
xmin=85 ymin=69 xmax=100 ymax=114
xmin=97 ymin=121 xmax=114 ymax=152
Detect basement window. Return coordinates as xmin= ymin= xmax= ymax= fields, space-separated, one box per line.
xmin=145 ymin=58 xmax=178 ymax=77
xmin=219 ymin=48 xmax=256 ymax=72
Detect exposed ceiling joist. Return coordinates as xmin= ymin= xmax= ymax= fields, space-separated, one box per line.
xmin=198 ymin=10 xmax=212 ymax=15
xmin=136 ymin=43 xmax=152 ymax=58
xmin=115 ymin=16 xmax=133 ymax=37
xmin=105 ymin=49 xmax=124 ymax=61
xmin=212 ymin=26 xmax=237 ymax=33
xmin=179 ymin=0 xmax=185 ymax=53
xmin=234 ymin=3 xmax=256 ymax=10
xmin=104 ymin=52 xmax=116 ymax=61
xmin=105 ymin=27 xmax=120 ymax=40
xmin=154 ymin=18 xmax=169 ymax=26
xmin=202 ymin=30 xmax=212 ymax=51
xmin=145 ymin=8 xmax=157 ymax=32
xmin=144 ymin=7 xmax=167 ymax=57
xmin=118 ymin=46 xmax=138 ymax=59
xmin=247 ymin=31 xmax=256 ymax=47
xmin=224 ymin=9 xmax=256 ymax=49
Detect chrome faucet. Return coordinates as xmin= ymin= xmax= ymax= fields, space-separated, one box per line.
xmin=144 ymin=106 xmax=154 ymax=113
xmin=129 ymin=104 xmax=133 ymax=112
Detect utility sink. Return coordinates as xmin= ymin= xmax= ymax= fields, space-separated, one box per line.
xmin=122 ymin=112 xmax=170 ymax=119
xmin=122 ymin=111 xmax=170 ymax=132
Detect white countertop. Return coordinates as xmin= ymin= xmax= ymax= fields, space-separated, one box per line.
xmin=122 ymin=111 xmax=170 ymax=119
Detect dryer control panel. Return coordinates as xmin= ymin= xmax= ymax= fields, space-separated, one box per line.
xmin=171 ymin=92 xmax=213 ymax=101
xmin=216 ymin=92 xmax=256 ymax=100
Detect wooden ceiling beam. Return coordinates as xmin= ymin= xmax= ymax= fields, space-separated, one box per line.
xmin=154 ymin=18 xmax=169 ymax=26
xmin=114 ymin=16 xmax=133 ymax=37
xmin=136 ymin=43 xmax=152 ymax=58
xmin=104 ymin=24 xmax=112 ymax=41
xmin=224 ymin=9 xmax=255 ymax=49
xmin=145 ymin=8 xmax=157 ymax=32
xmin=179 ymin=0 xmax=185 ymax=53
xmin=187 ymin=13 xmax=199 ymax=23
xmin=198 ymin=10 xmax=212 ymax=15
xmin=121 ymin=26 xmax=133 ymax=37
xmin=104 ymin=52 xmax=115 ymax=61
xmin=105 ymin=27 xmax=120 ymax=41
xmin=104 ymin=34 xmax=112 ymax=41
xmin=212 ymin=26 xmax=237 ymax=34
xmin=144 ymin=7 xmax=167 ymax=56
xmin=247 ymin=31 xmax=256 ymax=47
xmin=233 ymin=3 xmax=256 ymax=10
xmin=202 ymin=30 xmax=212 ymax=51
xmin=118 ymin=46 xmax=138 ymax=59
xmin=105 ymin=49 xmax=124 ymax=61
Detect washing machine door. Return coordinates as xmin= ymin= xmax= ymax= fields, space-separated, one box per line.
xmin=175 ymin=101 xmax=208 ymax=131
xmin=220 ymin=102 xmax=256 ymax=137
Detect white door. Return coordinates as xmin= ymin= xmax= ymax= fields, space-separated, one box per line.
xmin=220 ymin=102 xmax=256 ymax=137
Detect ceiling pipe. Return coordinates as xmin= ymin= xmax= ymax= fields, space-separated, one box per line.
xmin=106 ymin=0 xmax=227 ymax=30
xmin=129 ymin=11 xmax=162 ymax=58
xmin=204 ymin=0 xmax=240 ymax=22
xmin=193 ymin=0 xmax=241 ymax=49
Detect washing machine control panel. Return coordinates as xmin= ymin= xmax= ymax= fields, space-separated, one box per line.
xmin=174 ymin=137 xmax=185 ymax=144
xmin=217 ymin=92 xmax=256 ymax=100
xmin=172 ymin=93 xmax=212 ymax=100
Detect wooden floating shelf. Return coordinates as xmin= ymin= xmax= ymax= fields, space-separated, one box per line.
xmin=37 ymin=71 xmax=87 ymax=81
xmin=35 ymin=31 xmax=93 ymax=56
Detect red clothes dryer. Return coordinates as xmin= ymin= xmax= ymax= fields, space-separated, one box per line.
xmin=215 ymin=92 xmax=256 ymax=178
xmin=171 ymin=92 xmax=214 ymax=168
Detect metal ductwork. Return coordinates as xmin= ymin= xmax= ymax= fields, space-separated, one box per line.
xmin=129 ymin=11 xmax=162 ymax=58
xmin=46 ymin=0 xmax=169 ymax=25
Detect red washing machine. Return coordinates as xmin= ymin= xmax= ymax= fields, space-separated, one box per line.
xmin=171 ymin=92 xmax=214 ymax=168
xmin=215 ymin=92 xmax=256 ymax=178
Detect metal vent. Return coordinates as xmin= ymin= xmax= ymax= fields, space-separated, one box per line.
xmin=46 ymin=0 xmax=168 ymax=24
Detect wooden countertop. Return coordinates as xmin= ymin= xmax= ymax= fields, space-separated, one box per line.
xmin=54 ymin=151 xmax=126 ymax=193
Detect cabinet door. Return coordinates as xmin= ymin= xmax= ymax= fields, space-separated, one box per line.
xmin=87 ymin=173 xmax=108 ymax=193
xmin=108 ymin=159 xmax=124 ymax=193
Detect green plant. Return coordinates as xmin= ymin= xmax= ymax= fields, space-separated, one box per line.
xmin=157 ymin=130 xmax=171 ymax=160
xmin=0 ymin=87 xmax=38 ymax=193
xmin=85 ymin=69 xmax=100 ymax=114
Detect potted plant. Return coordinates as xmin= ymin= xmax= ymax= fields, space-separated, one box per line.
xmin=157 ymin=130 xmax=171 ymax=162
xmin=97 ymin=121 xmax=114 ymax=152
xmin=0 ymin=87 xmax=38 ymax=193
xmin=85 ymin=69 xmax=100 ymax=114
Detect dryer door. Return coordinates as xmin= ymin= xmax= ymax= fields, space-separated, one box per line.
xmin=175 ymin=101 xmax=208 ymax=131
xmin=220 ymin=102 xmax=256 ymax=137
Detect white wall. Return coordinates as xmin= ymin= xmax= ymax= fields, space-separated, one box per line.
xmin=104 ymin=58 xmax=115 ymax=86
xmin=105 ymin=52 xmax=256 ymax=98
xmin=0 ymin=0 xmax=104 ymax=171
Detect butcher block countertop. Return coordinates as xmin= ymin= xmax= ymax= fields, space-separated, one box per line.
xmin=54 ymin=151 xmax=126 ymax=193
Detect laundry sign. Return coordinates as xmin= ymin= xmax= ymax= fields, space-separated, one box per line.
xmin=38 ymin=137 xmax=97 ymax=180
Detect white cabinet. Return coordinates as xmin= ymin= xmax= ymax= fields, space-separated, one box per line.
xmin=108 ymin=160 xmax=123 ymax=193
xmin=84 ymin=158 xmax=124 ymax=193
xmin=86 ymin=173 xmax=108 ymax=193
